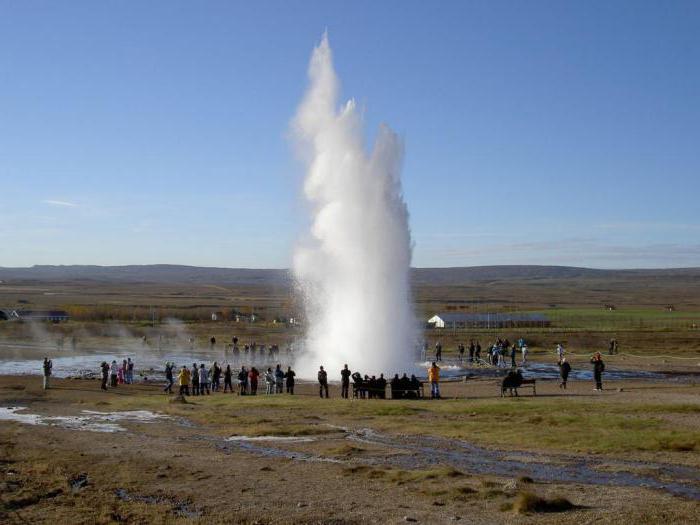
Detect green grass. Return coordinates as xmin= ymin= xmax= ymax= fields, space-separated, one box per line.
xmin=95 ymin=391 xmax=700 ymax=457
xmin=530 ymin=307 xmax=700 ymax=331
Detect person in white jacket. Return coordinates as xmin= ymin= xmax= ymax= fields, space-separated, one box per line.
xmin=556 ymin=343 xmax=565 ymax=360
xmin=198 ymin=364 xmax=210 ymax=395
xmin=109 ymin=360 xmax=119 ymax=387
xmin=265 ymin=368 xmax=275 ymax=394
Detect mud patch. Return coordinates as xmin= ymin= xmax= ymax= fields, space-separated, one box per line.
xmin=114 ymin=488 xmax=201 ymax=519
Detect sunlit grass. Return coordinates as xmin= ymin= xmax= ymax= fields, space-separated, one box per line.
xmin=71 ymin=387 xmax=700 ymax=456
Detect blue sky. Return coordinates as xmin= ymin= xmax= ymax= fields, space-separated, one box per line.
xmin=1 ymin=1 xmax=698 ymax=268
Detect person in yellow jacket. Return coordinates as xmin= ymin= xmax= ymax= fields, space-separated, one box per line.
xmin=428 ymin=361 xmax=441 ymax=399
xmin=178 ymin=365 xmax=191 ymax=396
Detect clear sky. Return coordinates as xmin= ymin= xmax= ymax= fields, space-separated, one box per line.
xmin=1 ymin=1 xmax=698 ymax=269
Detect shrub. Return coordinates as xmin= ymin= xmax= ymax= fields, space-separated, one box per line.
xmin=512 ymin=492 xmax=574 ymax=513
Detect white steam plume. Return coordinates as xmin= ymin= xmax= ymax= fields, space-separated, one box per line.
xmin=292 ymin=33 xmax=415 ymax=379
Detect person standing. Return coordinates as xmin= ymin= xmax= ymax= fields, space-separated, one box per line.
xmin=556 ymin=343 xmax=565 ymax=361
xmin=458 ymin=343 xmax=465 ymax=363
xmin=475 ymin=341 xmax=481 ymax=362
xmin=591 ymin=352 xmax=605 ymax=391
xmin=435 ymin=342 xmax=442 ymax=362
xmin=110 ymin=360 xmax=118 ymax=387
xmin=510 ymin=345 xmax=517 ymax=368
xmin=521 ymin=343 xmax=529 ymax=365
xmin=100 ymin=361 xmax=109 ymax=391
xmin=285 ymin=366 xmax=296 ymax=394
xmin=318 ymin=366 xmax=329 ymax=398
xmin=428 ymin=362 xmax=441 ymax=399
xmin=468 ymin=340 xmax=475 ymax=363
xmin=340 ymin=364 xmax=351 ymax=399
xmin=238 ymin=366 xmax=248 ymax=395
xmin=199 ymin=364 xmax=210 ymax=395
xmin=126 ymin=358 xmax=134 ymax=384
xmin=163 ymin=362 xmax=174 ymax=394
xmin=377 ymin=373 xmax=387 ymax=399
xmin=223 ymin=365 xmax=233 ymax=393
xmin=118 ymin=359 xmax=126 ymax=384
xmin=42 ymin=357 xmax=52 ymax=390
xmin=558 ymin=357 xmax=571 ymax=389
xmin=274 ymin=365 xmax=285 ymax=394
xmin=191 ymin=363 xmax=200 ymax=396
xmin=248 ymin=367 xmax=259 ymax=395
xmin=211 ymin=362 xmax=221 ymax=392
xmin=265 ymin=368 xmax=275 ymax=394
xmin=178 ymin=365 xmax=190 ymax=396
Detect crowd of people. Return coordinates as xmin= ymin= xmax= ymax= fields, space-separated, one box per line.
xmin=168 ymin=362 xmax=298 ymax=397
xmin=35 ymin=332 xmax=612 ymax=396
xmin=338 ymin=363 xmax=436 ymax=399
xmin=99 ymin=358 xmax=135 ymax=391
xmin=430 ymin=338 xmax=533 ymax=369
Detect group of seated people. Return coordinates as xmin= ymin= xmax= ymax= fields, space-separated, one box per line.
xmin=351 ymin=372 xmax=388 ymax=398
xmin=390 ymin=373 xmax=423 ymax=399
xmin=348 ymin=372 xmax=423 ymax=399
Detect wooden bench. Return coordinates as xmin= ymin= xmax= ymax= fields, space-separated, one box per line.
xmin=391 ymin=384 xmax=425 ymax=399
xmin=519 ymin=378 xmax=536 ymax=396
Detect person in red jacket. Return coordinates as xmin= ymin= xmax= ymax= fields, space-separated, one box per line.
xmin=248 ymin=367 xmax=259 ymax=395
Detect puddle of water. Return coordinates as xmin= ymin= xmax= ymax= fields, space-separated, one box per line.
xmin=222 ymin=424 xmax=700 ymax=500
xmin=420 ymin=360 xmax=664 ymax=381
xmin=350 ymin=429 xmax=700 ymax=500
xmin=226 ymin=435 xmax=315 ymax=443
xmin=0 ymin=406 xmax=168 ymax=433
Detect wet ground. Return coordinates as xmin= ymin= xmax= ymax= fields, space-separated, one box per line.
xmin=2 ymin=375 xmax=699 ymax=524
xmin=3 ymin=404 xmax=699 ymax=501
xmin=0 ymin=339 xmax=684 ymax=383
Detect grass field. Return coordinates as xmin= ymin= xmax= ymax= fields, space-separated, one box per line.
xmin=2 ymin=376 xmax=699 ymax=524
xmin=1 ymin=271 xmax=700 ymax=522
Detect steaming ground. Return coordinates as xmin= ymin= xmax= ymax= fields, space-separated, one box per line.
xmin=292 ymin=33 xmax=415 ymax=377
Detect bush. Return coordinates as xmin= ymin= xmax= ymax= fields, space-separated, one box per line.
xmin=512 ymin=492 xmax=575 ymax=513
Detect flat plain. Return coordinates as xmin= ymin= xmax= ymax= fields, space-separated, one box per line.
xmin=0 ymin=265 xmax=699 ymax=523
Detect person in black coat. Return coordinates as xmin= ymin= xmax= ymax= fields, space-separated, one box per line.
xmin=591 ymin=352 xmax=605 ymax=391
xmin=317 ymin=366 xmax=329 ymax=398
xmin=285 ymin=366 xmax=296 ymax=394
xmin=340 ymin=364 xmax=351 ymax=399
xmin=558 ymin=358 xmax=571 ymax=389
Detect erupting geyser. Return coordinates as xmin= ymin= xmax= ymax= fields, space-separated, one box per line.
xmin=292 ymin=33 xmax=415 ymax=377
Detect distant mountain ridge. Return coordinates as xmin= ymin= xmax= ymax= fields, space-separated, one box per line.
xmin=1 ymin=264 xmax=698 ymax=286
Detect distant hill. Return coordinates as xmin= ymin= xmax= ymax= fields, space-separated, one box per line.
xmin=412 ymin=265 xmax=700 ymax=285
xmin=0 ymin=265 xmax=291 ymax=286
xmin=0 ymin=264 xmax=698 ymax=287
